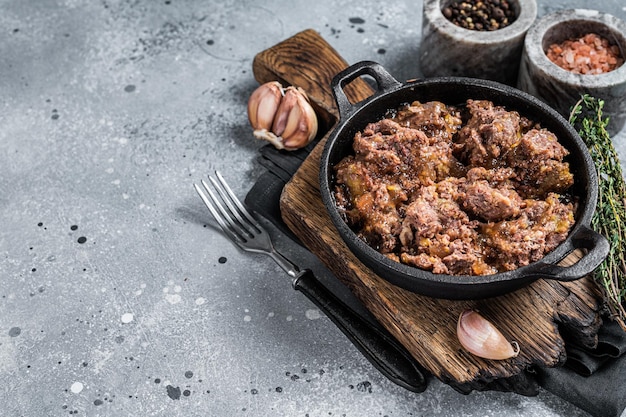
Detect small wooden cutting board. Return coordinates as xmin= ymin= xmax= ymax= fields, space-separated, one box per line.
xmin=252 ymin=29 xmax=604 ymax=392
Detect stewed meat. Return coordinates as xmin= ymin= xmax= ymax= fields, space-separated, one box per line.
xmin=333 ymin=99 xmax=576 ymax=276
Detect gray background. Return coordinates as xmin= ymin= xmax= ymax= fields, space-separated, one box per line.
xmin=1 ymin=0 xmax=625 ymax=416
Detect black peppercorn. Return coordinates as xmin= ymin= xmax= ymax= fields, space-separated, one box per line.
xmin=443 ymin=0 xmax=517 ymax=31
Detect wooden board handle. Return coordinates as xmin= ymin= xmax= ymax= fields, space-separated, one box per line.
xmin=252 ymin=28 xmax=374 ymax=135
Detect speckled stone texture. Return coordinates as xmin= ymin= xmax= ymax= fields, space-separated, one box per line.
xmin=419 ymin=0 xmax=537 ymax=85
xmin=0 ymin=1 xmax=625 ymax=416
xmin=518 ymin=9 xmax=626 ymax=134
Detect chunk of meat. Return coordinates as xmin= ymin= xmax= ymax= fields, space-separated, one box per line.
xmin=482 ymin=193 xmax=575 ymax=271
xmin=459 ymin=167 xmax=524 ymax=221
xmin=353 ymin=118 xmax=460 ymax=188
xmin=462 ymin=181 xmax=523 ymax=221
xmin=454 ymin=99 xmax=522 ymax=167
xmin=398 ymin=185 xmax=484 ymax=275
xmin=395 ymin=100 xmax=463 ymax=141
xmin=510 ymin=129 xmax=574 ymax=197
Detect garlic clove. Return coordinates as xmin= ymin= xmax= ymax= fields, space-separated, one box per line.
xmin=290 ymin=87 xmax=318 ymax=149
xmin=457 ymin=309 xmax=520 ymax=360
xmin=271 ymin=86 xmax=318 ymax=151
xmin=271 ymin=86 xmax=298 ymax=138
xmin=247 ymin=81 xmax=283 ymax=133
xmin=247 ymin=81 xmax=318 ymax=151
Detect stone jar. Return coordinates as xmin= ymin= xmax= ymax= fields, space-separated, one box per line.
xmin=419 ymin=0 xmax=537 ymax=86
xmin=517 ymin=9 xmax=626 ymax=135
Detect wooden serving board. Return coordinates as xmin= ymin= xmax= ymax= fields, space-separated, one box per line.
xmin=252 ymin=29 xmax=605 ymax=392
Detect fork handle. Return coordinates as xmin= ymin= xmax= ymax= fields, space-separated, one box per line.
xmin=292 ymin=269 xmax=428 ymax=392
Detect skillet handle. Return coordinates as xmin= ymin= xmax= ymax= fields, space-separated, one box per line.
xmin=529 ymin=225 xmax=609 ymax=282
xmin=331 ymin=61 xmax=403 ymax=121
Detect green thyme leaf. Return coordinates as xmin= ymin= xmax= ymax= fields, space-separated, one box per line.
xmin=569 ymin=95 xmax=626 ymax=330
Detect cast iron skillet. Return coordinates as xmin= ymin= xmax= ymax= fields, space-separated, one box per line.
xmin=319 ymin=61 xmax=610 ymax=300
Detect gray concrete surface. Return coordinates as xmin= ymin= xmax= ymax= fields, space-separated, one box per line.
xmin=1 ymin=1 xmax=625 ymax=416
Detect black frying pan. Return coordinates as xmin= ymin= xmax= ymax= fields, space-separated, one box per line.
xmin=319 ymin=61 xmax=609 ymax=300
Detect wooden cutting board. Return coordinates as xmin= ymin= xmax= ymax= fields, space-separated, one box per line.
xmin=252 ymin=29 xmax=605 ymax=392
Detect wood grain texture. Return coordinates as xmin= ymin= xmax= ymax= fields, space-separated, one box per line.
xmin=252 ymin=28 xmax=374 ymax=133
xmin=252 ymin=29 xmax=605 ymax=391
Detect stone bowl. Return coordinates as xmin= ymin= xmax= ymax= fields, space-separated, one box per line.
xmin=419 ymin=0 xmax=537 ymax=86
xmin=517 ymin=9 xmax=626 ymax=135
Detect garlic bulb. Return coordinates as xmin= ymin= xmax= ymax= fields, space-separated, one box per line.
xmin=457 ymin=309 xmax=520 ymax=360
xmin=247 ymin=82 xmax=318 ymax=151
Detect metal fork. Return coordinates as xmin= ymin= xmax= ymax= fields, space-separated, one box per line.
xmin=194 ymin=172 xmax=300 ymax=278
xmin=194 ymin=171 xmax=426 ymax=393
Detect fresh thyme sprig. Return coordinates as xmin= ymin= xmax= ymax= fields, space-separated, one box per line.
xmin=569 ymin=95 xmax=626 ymax=330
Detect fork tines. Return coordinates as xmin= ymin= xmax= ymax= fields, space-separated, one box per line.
xmin=194 ymin=171 xmax=261 ymax=244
